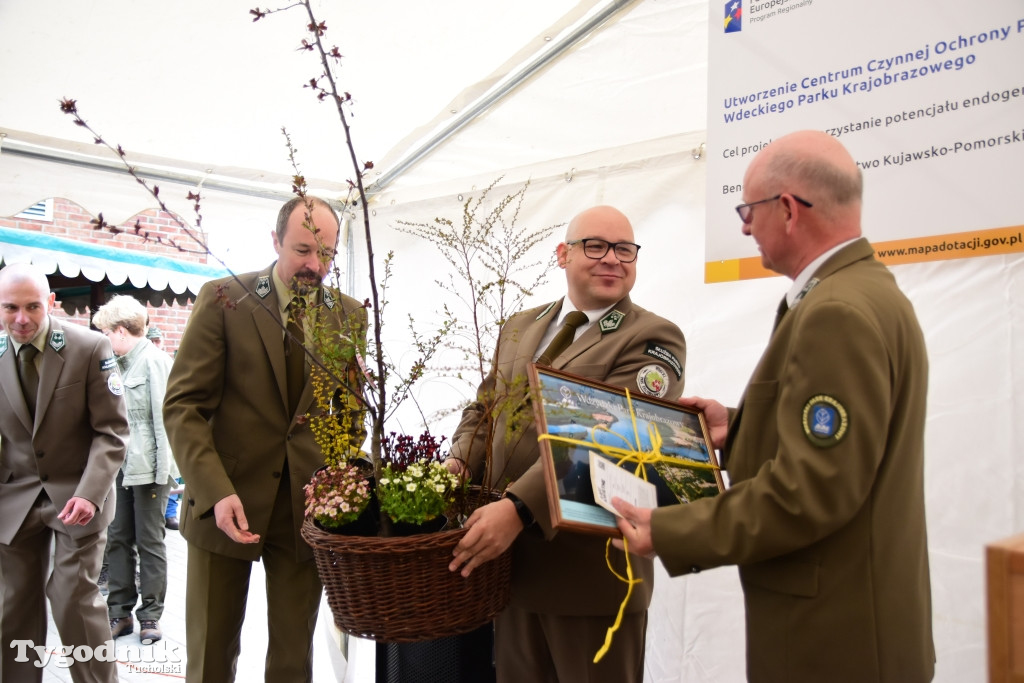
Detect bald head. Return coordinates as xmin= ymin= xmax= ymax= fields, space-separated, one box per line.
xmin=565 ymin=206 xmax=634 ymax=242
xmin=742 ymin=130 xmax=864 ymax=277
xmin=558 ymin=205 xmax=638 ymax=310
xmin=0 ymin=263 xmax=55 ymax=344
xmin=0 ymin=263 xmax=51 ymax=296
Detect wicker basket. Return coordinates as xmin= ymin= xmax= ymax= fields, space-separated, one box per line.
xmin=301 ymin=508 xmax=512 ymax=643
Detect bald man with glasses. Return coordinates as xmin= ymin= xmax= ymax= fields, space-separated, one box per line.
xmin=615 ymin=130 xmax=935 ymax=682
xmin=446 ymin=205 xmax=687 ymax=683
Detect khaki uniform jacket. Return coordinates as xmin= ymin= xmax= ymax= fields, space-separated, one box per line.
xmin=0 ymin=317 xmax=128 ymax=543
xmin=163 ymin=265 xmax=366 ymax=561
xmin=451 ymin=295 xmax=686 ymax=616
xmin=651 ymin=239 xmax=935 ymax=682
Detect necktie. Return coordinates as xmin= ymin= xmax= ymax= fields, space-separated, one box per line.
xmin=18 ymin=345 xmax=40 ymax=418
xmin=771 ymin=297 xmax=789 ymax=334
xmin=536 ymin=311 xmax=589 ymax=366
xmin=285 ymin=300 xmax=306 ymax=415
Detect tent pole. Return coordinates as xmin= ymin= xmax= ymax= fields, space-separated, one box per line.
xmin=364 ymin=0 xmax=638 ymax=197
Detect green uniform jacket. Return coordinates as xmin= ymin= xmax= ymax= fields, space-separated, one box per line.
xmin=163 ymin=265 xmax=366 ymax=561
xmin=0 ymin=318 xmax=128 ymax=543
xmin=651 ymin=239 xmax=935 ymax=682
xmin=451 ymin=295 xmax=687 ymax=615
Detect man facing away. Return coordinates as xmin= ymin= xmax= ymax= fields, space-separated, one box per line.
xmin=0 ymin=262 xmax=128 ymax=683
xmin=163 ymin=196 xmax=367 ymax=682
xmin=447 ymin=205 xmax=687 ymax=682
xmin=614 ymin=130 xmax=935 ymax=682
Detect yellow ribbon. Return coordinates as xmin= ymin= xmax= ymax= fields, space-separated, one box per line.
xmin=537 ymin=388 xmax=719 ymax=662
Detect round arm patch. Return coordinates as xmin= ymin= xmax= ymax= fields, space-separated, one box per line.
xmin=801 ymin=394 xmax=848 ymax=447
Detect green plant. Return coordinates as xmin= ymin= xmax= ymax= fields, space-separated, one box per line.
xmin=376 ymin=432 xmax=458 ymax=525
xmin=378 ymin=460 xmax=458 ymax=525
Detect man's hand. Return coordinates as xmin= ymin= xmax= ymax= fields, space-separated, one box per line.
xmin=611 ymin=497 xmax=656 ymax=558
xmin=677 ymin=396 xmax=729 ymax=449
xmin=444 ymin=457 xmax=469 ymax=482
xmin=214 ymin=494 xmax=261 ymax=544
xmin=57 ymin=497 xmax=97 ymax=526
xmin=449 ymin=498 xmax=521 ymax=578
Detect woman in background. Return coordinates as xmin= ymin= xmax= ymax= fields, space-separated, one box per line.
xmin=93 ymin=295 xmax=177 ymax=645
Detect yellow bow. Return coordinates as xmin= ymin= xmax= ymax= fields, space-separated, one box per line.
xmin=537 ymin=389 xmax=719 ymax=662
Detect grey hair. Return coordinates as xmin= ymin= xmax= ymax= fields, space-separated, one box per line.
xmin=763 ymin=151 xmax=862 ymax=206
xmin=93 ymin=295 xmax=148 ymax=337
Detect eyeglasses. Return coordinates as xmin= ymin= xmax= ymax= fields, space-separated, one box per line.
xmin=735 ymin=194 xmax=813 ymax=224
xmin=566 ymin=238 xmax=641 ymax=263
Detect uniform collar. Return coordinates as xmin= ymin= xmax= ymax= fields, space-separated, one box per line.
xmin=785 ymin=237 xmax=859 ymax=308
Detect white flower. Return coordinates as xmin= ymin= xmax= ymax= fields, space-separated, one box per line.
xmin=406 ymin=483 xmax=417 ymax=492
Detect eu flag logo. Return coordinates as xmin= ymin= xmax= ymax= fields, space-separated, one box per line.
xmin=725 ymin=0 xmax=742 ymax=33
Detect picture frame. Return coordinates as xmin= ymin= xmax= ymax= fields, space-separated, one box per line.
xmin=528 ymin=364 xmax=724 ymax=538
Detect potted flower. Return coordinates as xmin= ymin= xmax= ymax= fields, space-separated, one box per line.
xmin=304 ymin=463 xmax=374 ymax=534
xmin=377 ymin=432 xmax=459 ymax=533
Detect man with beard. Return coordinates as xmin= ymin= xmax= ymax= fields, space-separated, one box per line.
xmin=164 ymin=197 xmax=367 ymax=682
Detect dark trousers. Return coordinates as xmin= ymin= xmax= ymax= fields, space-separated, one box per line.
xmin=106 ymin=471 xmax=172 ymax=620
xmin=0 ymin=497 xmax=115 ymax=683
xmin=183 ymin=475 xmax=322 ymax=683
xmin=494 ymin=605 xmax=647 ymax=683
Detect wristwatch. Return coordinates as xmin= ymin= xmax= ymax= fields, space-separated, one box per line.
xmin=505 ymin=492 xmax=534 ymax=528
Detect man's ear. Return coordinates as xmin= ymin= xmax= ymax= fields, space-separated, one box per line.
xmin=271 ymin=229 xmax=282 ymax=256
xmin=556 ymin=243 xmax=568 ymax=268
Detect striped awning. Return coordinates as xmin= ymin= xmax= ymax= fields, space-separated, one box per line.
xmin=0 ymin=226 xmax=229 ymax=295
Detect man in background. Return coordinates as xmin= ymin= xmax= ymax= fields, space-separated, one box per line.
xmin=164 ymin=196 xmax=366 ymax=682
xmin=0 ymin=263 xmax=128 ymax=683
xmin=448 ymin=205 xmax=687 ymax=682
xmin=614 ymin=130 xmax=935 ymax=682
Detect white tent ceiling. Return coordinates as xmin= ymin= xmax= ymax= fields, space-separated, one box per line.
xmin=0 ymin=0 xmax=708 ymax=217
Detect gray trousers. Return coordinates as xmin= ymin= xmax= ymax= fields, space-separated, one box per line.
xmin=106 ymin=470 xmax=172 ymax=621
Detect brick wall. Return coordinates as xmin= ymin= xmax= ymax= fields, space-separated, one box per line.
xmin=1 ymin=197 xmax=215 ymax=355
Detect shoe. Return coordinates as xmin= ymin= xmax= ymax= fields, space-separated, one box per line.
xmin=164 ymin=516 xmax=179 ymax=530
xmin=98 ymin=568 xmax=109 ymax=596
xmin=139 ymin=620 xmax=162 ymax=644
xmin=110 ymin=616 xmax=134 ymax=639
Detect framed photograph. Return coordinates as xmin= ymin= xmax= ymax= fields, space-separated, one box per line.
xmin=528 ymin=364 xmax=724 ymax=538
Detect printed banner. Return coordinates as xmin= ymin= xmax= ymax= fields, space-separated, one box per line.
xmin=707 ymin=0 xmax=1024 ymax=281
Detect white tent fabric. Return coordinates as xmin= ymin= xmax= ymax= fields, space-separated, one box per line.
xmin=1 ymin=1 xmax=1020 ymax=681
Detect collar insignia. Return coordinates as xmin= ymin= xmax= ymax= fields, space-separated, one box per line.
xmin=0 ymin=335 xmax=7 ymax=356
xmin=255 ymin=276 xmax=272 ymax=299
xmin=323 ymin=288 xmax=336 ymax=310
xmin=599 ymin=310 xmax=625 ymax=333
xmin=795 ymin=277 xmax=820 ymax=304
xmin=49 ymin=330 xmax=66 ymax=352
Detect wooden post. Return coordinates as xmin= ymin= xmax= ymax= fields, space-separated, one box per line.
xmin=988 ymin=532 xmax=1024 ymax=683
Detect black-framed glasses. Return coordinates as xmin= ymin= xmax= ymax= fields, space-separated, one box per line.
xmin=566 ymin=238 xmax=641 ymax=263
xmin=735 ymin=194 xmax=813 ymax=224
